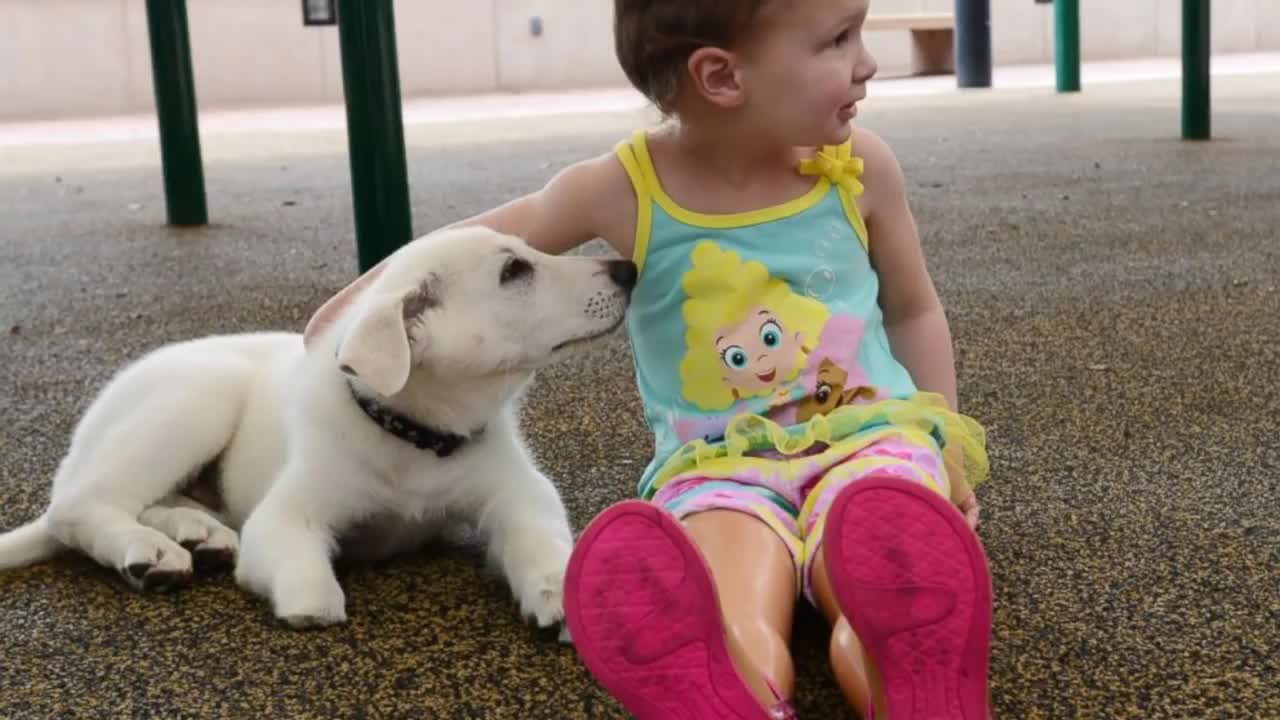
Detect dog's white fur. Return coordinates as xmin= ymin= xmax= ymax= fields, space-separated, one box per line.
xmin=0 ymin=226 xmax=635 ymax=629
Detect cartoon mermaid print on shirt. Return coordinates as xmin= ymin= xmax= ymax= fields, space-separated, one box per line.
xmin=679 ymin=242 xmax=828 ymax=411
xmin=673 ymin=241 xmax=881 ymax=445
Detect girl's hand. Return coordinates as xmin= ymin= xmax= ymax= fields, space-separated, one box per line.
xmin=958 ymin=492 xmax=981 ymax=530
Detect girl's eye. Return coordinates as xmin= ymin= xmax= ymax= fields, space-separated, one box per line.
xmin=721 ymin=346 xmax=749 ymax=370
xmin=759 ymin=321 xmax=782 ymax=348
xmin=833 ymin=29 xmax=851 ymax=47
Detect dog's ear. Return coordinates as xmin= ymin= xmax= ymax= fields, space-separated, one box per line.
xmin=305 ymin=257 xmax=390 ymax=350
xmin=335 ymin=292 xmax=414 ymax=397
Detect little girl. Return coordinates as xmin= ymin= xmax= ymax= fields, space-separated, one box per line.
xmin=307 ymin=0 xmax=993 ymax=717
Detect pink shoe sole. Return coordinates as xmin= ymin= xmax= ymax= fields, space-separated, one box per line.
xmin=563 ymin=500 xmax=775 ymax=720
xmin=823 ymin=477 xmax=993 ymax=720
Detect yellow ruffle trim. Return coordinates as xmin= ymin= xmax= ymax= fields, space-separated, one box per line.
xmin=650 ymin=392 xmax=989 ymax=503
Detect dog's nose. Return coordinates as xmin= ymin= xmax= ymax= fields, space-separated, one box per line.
xmin=606 ymin=259 xmax=638 ymax=292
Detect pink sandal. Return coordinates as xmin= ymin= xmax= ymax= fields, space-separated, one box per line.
xmin=563 ymin=500 xmax=797 ymax=720
xmin=823 ymin=477 xmax=993 ymax=720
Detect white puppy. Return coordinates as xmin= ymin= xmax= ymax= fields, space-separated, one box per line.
xmin=0 ymin=226 xmax=636 ymax=630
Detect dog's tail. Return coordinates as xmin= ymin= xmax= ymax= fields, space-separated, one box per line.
xmin=0 ymin=515 xmax=62 ymax=569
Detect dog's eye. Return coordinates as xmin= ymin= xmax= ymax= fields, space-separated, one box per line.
xmin=815 ymin=383 xmax=832 ymax=404
xmin=500 ymin=257 xmax=534 ymax=285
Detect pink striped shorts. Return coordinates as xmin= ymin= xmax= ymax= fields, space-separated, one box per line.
xmin=651 ymin=423 xmax=952 ymax=604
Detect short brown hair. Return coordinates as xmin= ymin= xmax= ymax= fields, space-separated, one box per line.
xmin=614 ymin=0 xmax=773 ymax=113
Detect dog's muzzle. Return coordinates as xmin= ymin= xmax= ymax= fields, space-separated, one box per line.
xmin=605 ymin=259 xmax=638 ymax=295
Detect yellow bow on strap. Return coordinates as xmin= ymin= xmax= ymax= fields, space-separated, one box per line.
xmin=798 ymin=143 xmax=864 ymax=197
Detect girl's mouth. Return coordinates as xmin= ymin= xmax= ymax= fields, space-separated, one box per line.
xmin=757 ymin=369 xmax=777 ymax=383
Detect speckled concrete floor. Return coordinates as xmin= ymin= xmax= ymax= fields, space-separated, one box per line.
xmin=1 ymin=74 xmax=1277 ymax=719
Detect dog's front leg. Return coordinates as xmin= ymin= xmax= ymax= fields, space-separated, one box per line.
xmin=235 ymin=464 xmax=358 ymax=628
xmin=476 ymin=443 xmax=574 ymax=630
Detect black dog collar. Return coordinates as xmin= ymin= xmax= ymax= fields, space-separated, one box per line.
xmin=348 ymin=382 xmax=481 ymax=457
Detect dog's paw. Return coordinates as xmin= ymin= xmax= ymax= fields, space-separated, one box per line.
xmin=279 ymin=606 xmax=348 ymax=630
xmin=140 ymin=505 xmax=239 ymax=576
xmin=518 ymin=567 xmax=566 ymax=629
xmin=273 ymin=570 xmax=348 ymax=629
xmin=508 ymin=535 xmax=571 ymax=629
xmin=118 ymin=535 xmax=193 ymax=593
xmin=181 ymin=526 xmax=239 ymax=575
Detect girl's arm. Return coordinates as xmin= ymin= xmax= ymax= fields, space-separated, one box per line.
xmin=856 ymin=128 xmax=981 ymax=528
xmin=447 ymin=151 xmax=635 ymax=256
xmin=855 ymin=128 xmax=958 ymax=412
xmin=303 ymin=152 xmax=635 ymax=347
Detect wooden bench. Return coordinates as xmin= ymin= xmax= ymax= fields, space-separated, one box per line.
xmin=865 ymin=13 xmax=955 ymax=76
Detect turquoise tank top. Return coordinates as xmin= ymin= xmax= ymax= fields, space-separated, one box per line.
xmin=613 ymin=130 xmax=919 ymax=497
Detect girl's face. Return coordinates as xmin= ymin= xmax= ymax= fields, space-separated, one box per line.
xmin=716 ymin=306 xmax=803 ymax=395
xmin=738 ymin=0 xmax=878 ymax=147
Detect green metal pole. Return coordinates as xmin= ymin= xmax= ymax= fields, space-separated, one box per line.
xmin=1182 ymin=0 xmax=1211 ymax=140
xmin=1054 ymin=0 xmax=1081 ymax=93
xmin=336 ymin=0 xmax=414 ymax=272
xmin=144 ymin=0 xmax=208 ymax=226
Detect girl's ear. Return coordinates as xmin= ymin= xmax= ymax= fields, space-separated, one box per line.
xmin=686 ymin=47 xmax=746 ymax=109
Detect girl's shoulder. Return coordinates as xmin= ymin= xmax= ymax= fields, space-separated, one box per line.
xmin=848 ymin=126 xmax=909 ymax=222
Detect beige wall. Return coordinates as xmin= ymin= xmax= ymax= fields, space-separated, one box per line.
xmin=0 ymin=0 xmax=502 ymax=119
xmin=494 ymin=0 xmax=627 ymax=90
xmin=0 ymin=0 xmax=1274 ymax=121
xmin=1 ymin=0 xmax=138 ymax=118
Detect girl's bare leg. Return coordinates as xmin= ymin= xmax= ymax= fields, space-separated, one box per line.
xmin=683 ymin=510 xmax=798 ymax=705
xmin=811 ymin=551 xmax=881 ymax=719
